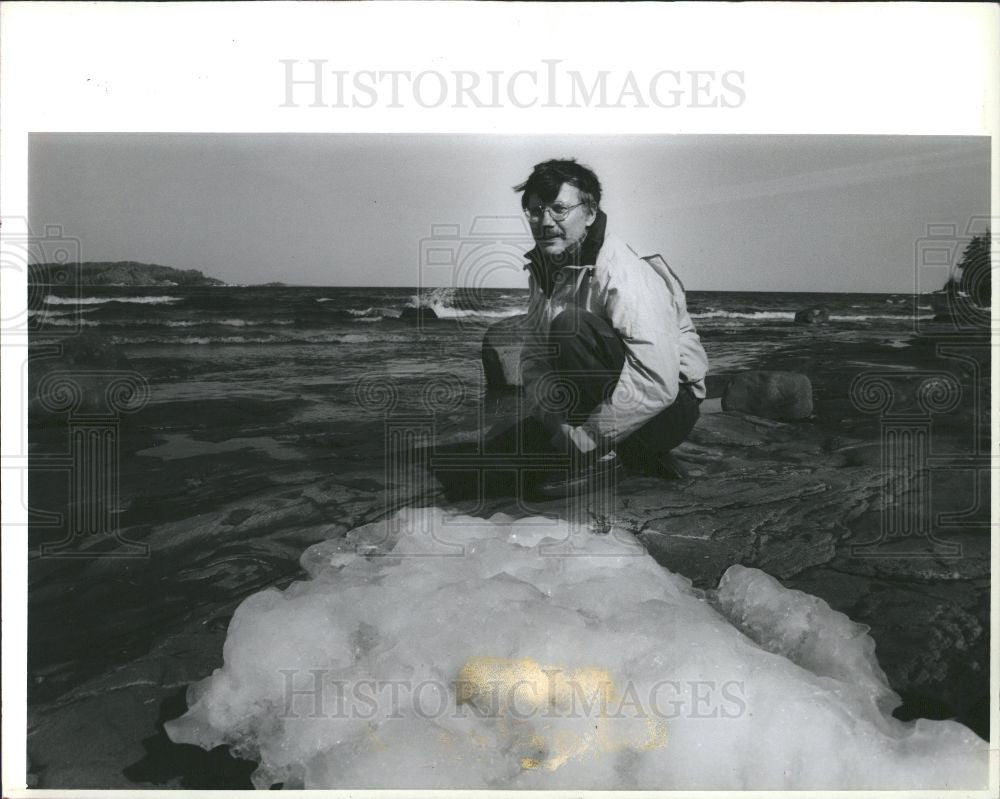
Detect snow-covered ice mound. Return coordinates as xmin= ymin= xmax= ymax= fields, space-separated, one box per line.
xmin=166 ymin=508 xmax=987 ymax=790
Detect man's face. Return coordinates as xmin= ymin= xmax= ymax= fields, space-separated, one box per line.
xmin=527 ymin=183 xmax=597 ymax=257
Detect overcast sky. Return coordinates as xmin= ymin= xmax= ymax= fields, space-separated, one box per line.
xmin=28 ymin=134 xmax=989 ymax=292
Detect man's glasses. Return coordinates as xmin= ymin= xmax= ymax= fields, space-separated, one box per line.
xmin=523 ymin=202 xmax=585 ymax=223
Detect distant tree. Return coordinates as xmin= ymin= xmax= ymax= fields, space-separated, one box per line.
xmin=956 ymin=231 xmax=991 ymax=307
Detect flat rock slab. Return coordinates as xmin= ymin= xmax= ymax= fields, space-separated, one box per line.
xmin=28 ymin=627 xmax=255 ymax=790
xmin=25 ymin=406 xmax=989 ymax=787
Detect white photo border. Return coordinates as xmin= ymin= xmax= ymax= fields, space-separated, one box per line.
xmin=2 ymin=2 xmax=998 ymax=797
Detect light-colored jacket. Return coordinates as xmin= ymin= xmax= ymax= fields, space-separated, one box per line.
xmin=521 ymin=233 xmax=708 ymax=445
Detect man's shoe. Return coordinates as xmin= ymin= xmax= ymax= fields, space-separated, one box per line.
xmin=531 ymin=451 xmax=622 ymax=499
xmin=620 ymin=439 xmax=689 ymax=480
xmin=652 ymin=450 xmax=689 ymax=480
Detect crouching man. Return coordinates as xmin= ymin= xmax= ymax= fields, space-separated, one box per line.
xmin=487 ymin=158 xmax=708 ymax=496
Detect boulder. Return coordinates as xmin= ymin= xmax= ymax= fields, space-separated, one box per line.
xmin=722 ymin=370 xmax=813 ymax=421
xmin=481 ymin=314 xmax=532 ymax=389
xmin=399 ymin=306 xmax=438 ymax=322
xmin=794 ymin=307 xmax=829 ymax=324
xmin=704 ymin=374 xmax=730 ymax=399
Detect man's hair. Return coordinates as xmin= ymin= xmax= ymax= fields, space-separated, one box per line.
xmin=514 ymin=159 xmax=602 ymax=211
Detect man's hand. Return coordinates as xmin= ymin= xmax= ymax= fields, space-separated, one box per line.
xmin=549 ymin=423 xmax=598 ymax=456
xmin=537 ymin=408 xmax=598 ymax=456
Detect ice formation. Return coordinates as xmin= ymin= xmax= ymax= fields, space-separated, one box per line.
xmin=166 ymin=508 xmax=988 ymax=789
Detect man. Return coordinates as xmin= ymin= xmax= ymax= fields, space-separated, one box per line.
xmin=488 ymin=158 xmax=708 ymax=495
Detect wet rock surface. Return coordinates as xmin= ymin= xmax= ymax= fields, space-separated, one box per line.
xmin=25 ymin=325 xmax=990 ymax=788
xmin=29 ymin=333 xmax=143 ymax=422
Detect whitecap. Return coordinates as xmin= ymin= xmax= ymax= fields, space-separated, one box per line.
xmin=692 ymin=310 xmax=795 ymax=320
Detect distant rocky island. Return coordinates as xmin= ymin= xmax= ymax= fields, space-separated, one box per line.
xmin=30 ymin=261 xmax=225 ymax=287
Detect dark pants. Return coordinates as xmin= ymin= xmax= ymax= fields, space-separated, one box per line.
xmin=485 ymin=308 xmax=700 ymax=464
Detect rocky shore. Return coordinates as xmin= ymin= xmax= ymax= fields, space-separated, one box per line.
xmin=30 ymin=261 xmax=224 ymax=287
xmin=25 ymin=318 xmax=990 ymax=788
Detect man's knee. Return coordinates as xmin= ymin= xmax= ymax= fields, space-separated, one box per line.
xmin=549 ymin=307 xmax=598 ymax=336
xmin=633 ymin=387 xmax=701 ymax=455
xmin=548 ymin=307 xmax=625 ymax=378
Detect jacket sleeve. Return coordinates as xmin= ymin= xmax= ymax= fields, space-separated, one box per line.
xmin=644 ymin=253 xmax=709 ymax=399
xmin=581 ymin=243 xmax=682 ymax=444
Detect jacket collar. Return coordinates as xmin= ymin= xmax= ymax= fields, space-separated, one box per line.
xmin=524 ymin=209 xmax=607 ymax=298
